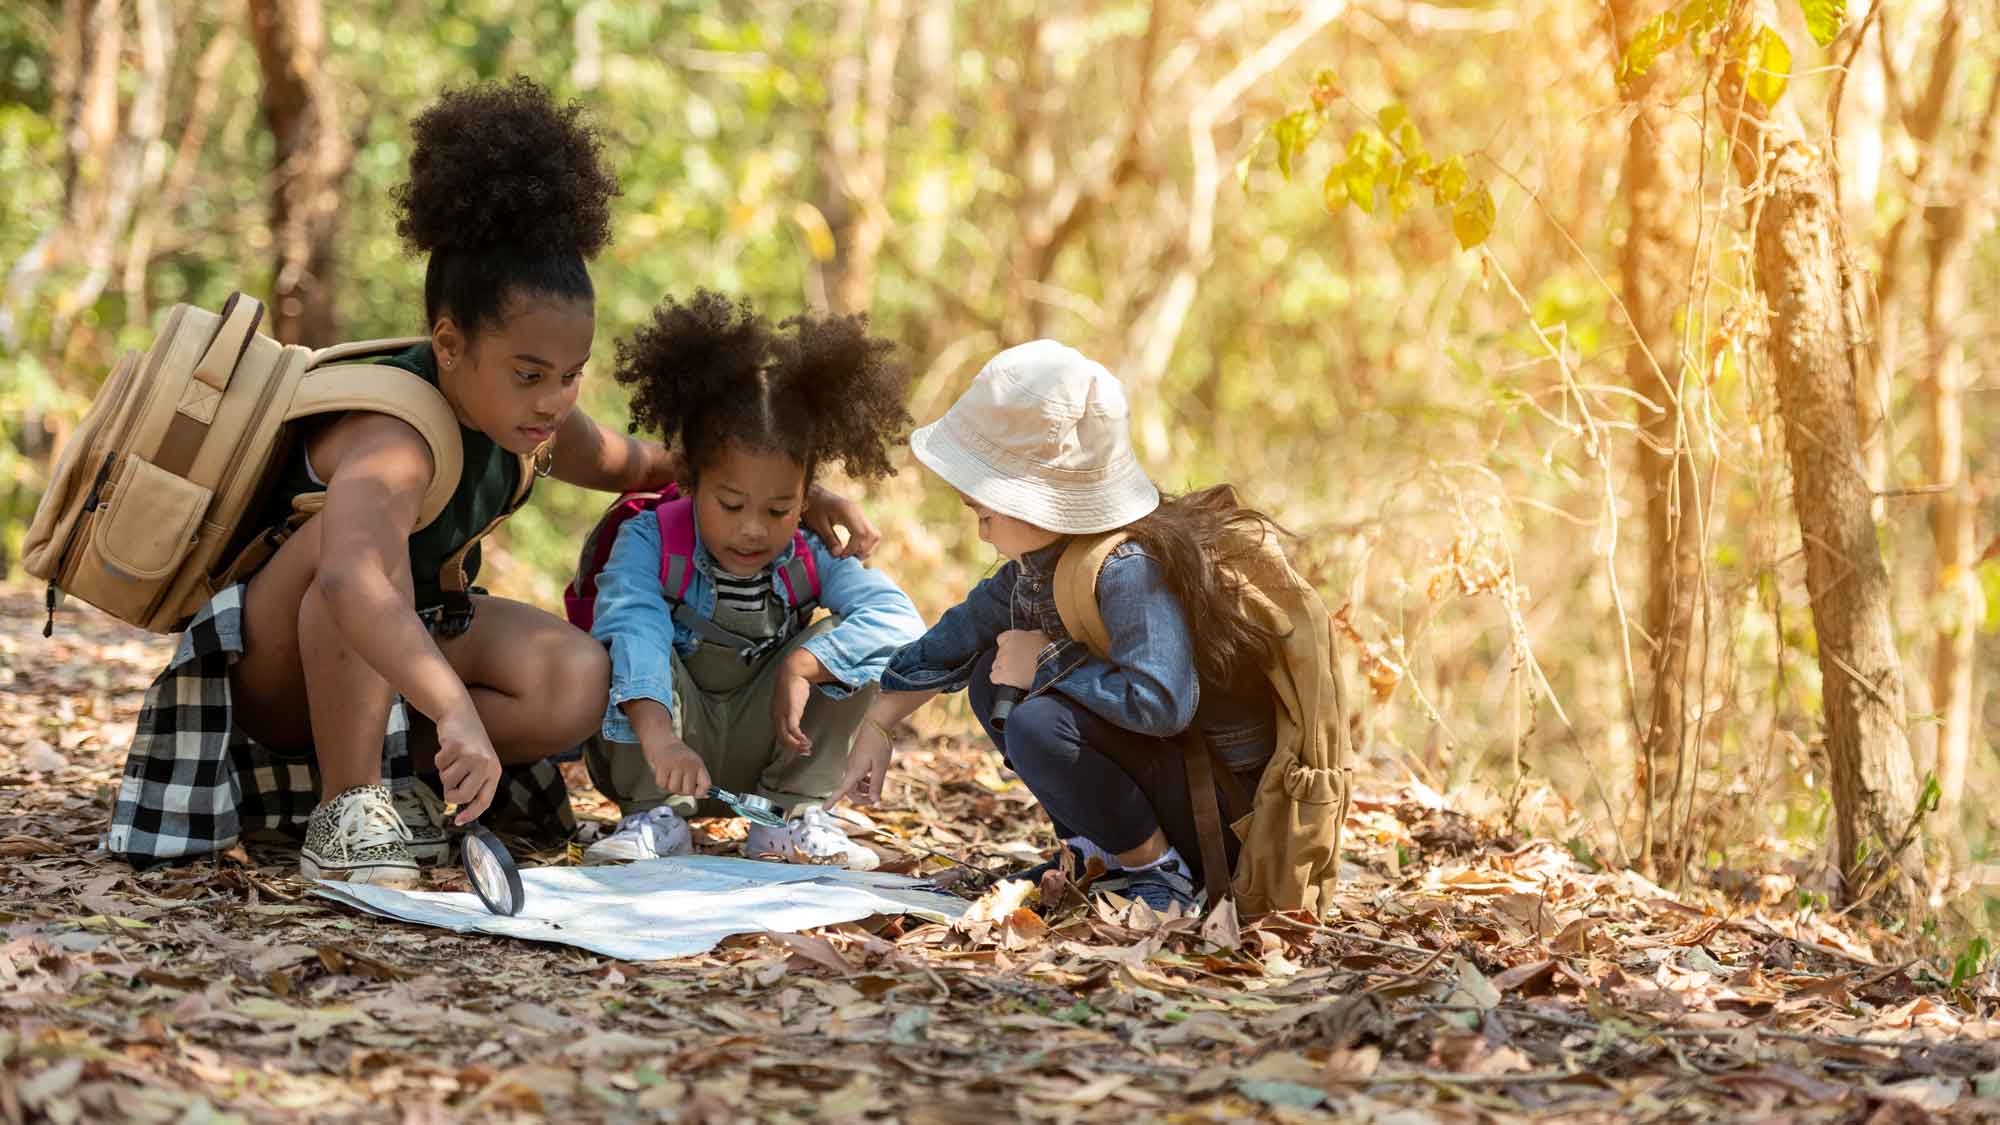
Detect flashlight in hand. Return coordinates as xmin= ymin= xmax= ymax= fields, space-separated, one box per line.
xmin=991 ymin=685 xmax=1025 ymax=732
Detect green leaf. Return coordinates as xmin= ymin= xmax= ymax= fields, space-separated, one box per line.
xmin=1975 ymin=557 xmax=2000 ymax=633
xmin=1236 ymin=1080 xmax=1327 ymax=1110
xmin=1346 ymin=128 xmax=1388 ymax=172
xmin=1272 ymin=109 xmax=1320 ymax=182
xmin=1452 ymin=183 xmax=1495 ymax=249
xmin=1388 ymin=161 xmax=1418 ymax=220
xmin=1745 ymin=25 xmax=1791 ymax=105
xmin=1322 ymin=165 xmax=1350 ymax=212
xmin=1799 ymin=0 xmax=1846 ymax=46
xmin=1345 ymin=156 xmax=1378 ymax=214
xmin=1618 ymin=7 xmax=1682 ymax=84
xmin=1952 ymin=937 xmax=1989 ymax=990
xmin=1678 ymin=0 xmax=1731 ymax=50
xmin=1396 ymin=119 xmax=1424 ymax=159
xmin=1434 ymin=154 xmax=1469 ymax=205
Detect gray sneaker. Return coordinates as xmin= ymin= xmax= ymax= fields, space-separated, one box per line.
xmin=301 ymin=784 xmax=419 ymax=887
xmin=744 ymin=805 xmax=880 ymax=871
xmin=393 ymin=782 xmax=450 ymax=866
xmin=582 ymin=806 xmax=694 ymax=865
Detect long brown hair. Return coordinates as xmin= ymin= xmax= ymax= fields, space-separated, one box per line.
xmin=1121 ymin=484 xmax=1284 ymax=687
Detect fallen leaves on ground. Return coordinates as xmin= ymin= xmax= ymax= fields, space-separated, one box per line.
xmin=3 ymin=587 xmax=1998 ymax=1121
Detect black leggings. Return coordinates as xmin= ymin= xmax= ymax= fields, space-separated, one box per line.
xmin=967 ymin=649 xmax=1246 ymax=883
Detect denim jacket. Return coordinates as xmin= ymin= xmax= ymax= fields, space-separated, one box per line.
xmin=881 ymin=538 xmax=1276 ymax=768
xmin=593 ymin=514 xmax=926 ymax=743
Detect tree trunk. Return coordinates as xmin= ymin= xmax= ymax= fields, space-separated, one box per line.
xmin=248 ymin=0 xmax=351 ymax=346
xmin=1920 ymin=77 xmax=2000 ymax=816
xmin=1720 ymin=63 xmax=1924 ymax=908
xmin=817 ymin=0 xmax=907 ymax=317
xmin=1610 ymin=0 xmax=1701 ymax=873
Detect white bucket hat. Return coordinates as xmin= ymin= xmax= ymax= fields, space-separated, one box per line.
xmin=908 ymin=340 xmax=1160 ymax=535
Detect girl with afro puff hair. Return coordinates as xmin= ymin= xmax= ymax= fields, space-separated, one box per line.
xmin=228 ymin=80 xmax=878 ymax=887
xmin=583 ymin=291 xmax=924 ymax=870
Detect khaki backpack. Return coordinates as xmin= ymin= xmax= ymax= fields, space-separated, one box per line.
xmin=1052 ymin=525 xmax=1353 ymax=916
xmin=23 ymin=292 xmax=468 ymax=635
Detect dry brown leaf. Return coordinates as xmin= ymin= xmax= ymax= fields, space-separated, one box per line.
xmin=772 ymin=931 xmax=856 ymax=976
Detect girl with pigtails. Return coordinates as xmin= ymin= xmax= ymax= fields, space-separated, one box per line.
xmin=581 ymin=291 xmax=924 ymax=871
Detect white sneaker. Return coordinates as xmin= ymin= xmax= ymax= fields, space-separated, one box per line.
xmin=744 ymin=805 xmax=879 ymax=871
xmin=393 ymin=782 xmax=450 ymax=866
xmin=583 ymin=806 xmax=694 ymax=865
xmin=301 ymin=784 xmax=419 ymax=887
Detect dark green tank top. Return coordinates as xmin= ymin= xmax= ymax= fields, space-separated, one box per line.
xmin=261 ymin=343 xmax=524 ymax=610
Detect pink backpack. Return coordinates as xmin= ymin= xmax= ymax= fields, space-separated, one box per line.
xmin=564 ymin=489 xmax=819 ymax=650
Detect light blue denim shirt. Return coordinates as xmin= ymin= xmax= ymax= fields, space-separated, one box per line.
xmin=593 ymin=513 xmax=926 ymax=743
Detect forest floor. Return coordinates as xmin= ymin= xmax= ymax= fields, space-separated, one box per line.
xmin=2 ymin=584 xmax=1999 ymax=1122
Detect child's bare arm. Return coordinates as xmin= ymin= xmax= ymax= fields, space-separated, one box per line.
xmin=622 ymin=698 xmax=710 ymax=797
xmin=315 ymin=415 xmax=501 ymax=819
xmin=547 ymin=406 xmax=684 ymax=492
xmin=830 ymin=689 xmax=939 ymax=807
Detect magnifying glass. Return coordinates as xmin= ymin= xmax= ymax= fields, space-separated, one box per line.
xmin=706 ymin=785 xmax=788 ymax=829
xmin=452 ymin=814 xmax=525 ymax=917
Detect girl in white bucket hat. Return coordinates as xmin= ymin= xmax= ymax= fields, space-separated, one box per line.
xmin=830 ymin=341 xmax=1283 ymax=916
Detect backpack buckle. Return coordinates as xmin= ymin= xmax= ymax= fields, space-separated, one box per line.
xmin=430 ymin=591 xmax=476 ymax=639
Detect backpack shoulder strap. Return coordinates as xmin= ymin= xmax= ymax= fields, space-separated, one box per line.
xmin=776 ymin=530 xmax=820 ymax=608
xmin=1053 ymin=532 xmax=1130 ymax=661
xmin=655 ymin=496 xmax=699 ymax=601
xmin=286 ymin=361 xmax=463 ymax=529
xmin=308 ymin=335 xmax=428 ymax=367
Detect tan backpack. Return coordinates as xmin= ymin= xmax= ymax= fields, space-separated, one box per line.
xmin=23 ymin=292 xmax=466 ymax=635
xmin=1052 ymin=525 xmax=1353 ymax=916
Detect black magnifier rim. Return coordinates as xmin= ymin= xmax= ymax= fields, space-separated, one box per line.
xmin=461 ymin=824 xmax=525 ymax=916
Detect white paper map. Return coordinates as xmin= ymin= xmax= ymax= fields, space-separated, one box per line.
xmin=311 ymin=854 xmax=968 ymax=961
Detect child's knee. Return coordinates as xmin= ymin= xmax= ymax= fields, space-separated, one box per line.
xmin=540 ymin=632 xmax=610 ymax=740
xmin=296 ymin=577 xmax=336 ymax=640
xmin=1001 ymin=695 xmax=1079 ymax=772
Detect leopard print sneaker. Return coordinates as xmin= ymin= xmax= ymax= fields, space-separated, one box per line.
xmin=300 ymin=784 xmax=419 ymax=887
xmin=392 ymin=781 xmax=450 ymax=866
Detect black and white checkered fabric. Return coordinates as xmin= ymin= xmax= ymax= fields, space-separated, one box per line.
xmin=106 ymin=584 xmax=574 ymax=868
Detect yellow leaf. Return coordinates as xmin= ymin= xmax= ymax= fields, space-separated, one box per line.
xmin=791 ymin=202 xmax=837 ymax=262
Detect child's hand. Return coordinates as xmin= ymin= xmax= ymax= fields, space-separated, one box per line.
xmin=991 ymin=629 xmax=1049 ymax=689
xmin=645 ymin=737 xmax=711 ymax=797
xmin=435 ymin=704 xmax=502 ymax=825
xmin=771 ymin=670 xmax=814 ymax=756
xmin=832 ymin=720 xmax=894 ymax=807
xmin=804 ymin=483 xmax=880 ymax=559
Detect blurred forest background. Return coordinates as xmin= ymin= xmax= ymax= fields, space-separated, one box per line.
xmin=1 ymin=0 xmax=1997 ymax=948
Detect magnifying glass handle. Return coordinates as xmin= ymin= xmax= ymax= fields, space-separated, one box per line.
xmin=991 ymin=685 xmax=1025 ymax=732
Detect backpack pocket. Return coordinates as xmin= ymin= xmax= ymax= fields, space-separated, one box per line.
xmin=22 ymin=351 xmax=140 ymax=579
xmin=78 ymin=455 xmax=213 ymax=620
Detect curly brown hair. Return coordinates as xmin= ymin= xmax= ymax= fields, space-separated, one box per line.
xmin=393 ymin=76 xmax=620 ymax=338
xmin=613 ymin=289 xmax=911 ymax=485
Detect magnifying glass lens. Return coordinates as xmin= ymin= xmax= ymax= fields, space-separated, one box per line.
xmin=461 ymin=825 xmax=525 ymax=916
xmin=710 ymin=786 xmax=788 ymax=828
xmin=735 ymin=794 xmax=786 ymax=828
